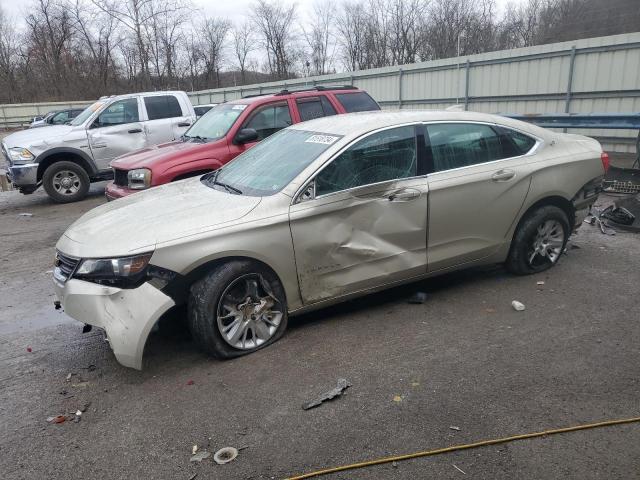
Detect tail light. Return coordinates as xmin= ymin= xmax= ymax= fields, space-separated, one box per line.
xmin=601 ymin=152 xmax=610 ymax=173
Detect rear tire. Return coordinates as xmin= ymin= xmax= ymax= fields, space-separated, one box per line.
xmin=506 ymin=205 xmax=570 ymax=275
xmin=188 ymin=260 xmax=288 ymax=359
xmin=42 ymin=161 xmax=90 ymax=203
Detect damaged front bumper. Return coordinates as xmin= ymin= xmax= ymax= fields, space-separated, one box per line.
xmin=53 ymin=278 xmax=175 ymax=369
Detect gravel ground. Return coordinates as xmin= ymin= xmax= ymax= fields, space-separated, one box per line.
xmin=0 ymin=168 xmax=639 ymax=479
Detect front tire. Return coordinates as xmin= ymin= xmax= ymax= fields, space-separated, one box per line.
xmin=188 ymin=260 xmax=288 ymax=359
xmin=42 ymin=161 xmax=90 ymax=203
xmin=506 ymin=205 xmax=570 ymax=275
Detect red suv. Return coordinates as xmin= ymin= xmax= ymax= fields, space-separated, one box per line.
xmin=105 ymin=86 xmax=380 ymax=199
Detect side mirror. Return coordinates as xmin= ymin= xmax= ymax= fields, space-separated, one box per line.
xmin=234 ymin=128 xmax=258 ymax=144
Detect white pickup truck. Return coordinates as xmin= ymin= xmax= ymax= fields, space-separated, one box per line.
xmin=2 ymin=91 xmax=196 ymax=202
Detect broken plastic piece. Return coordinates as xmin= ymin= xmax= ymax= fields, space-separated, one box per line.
xmin=449 ymin=426 xmax=461 ymax=431
xmin=192 ymin=445 xmax=198 ymax=455
xmin=536 ymin=281 xmax=545 ymax=286
xmin=302 ymin=378 xmax=351 ymax=410
xmin=26 ymin=346 xmax=32 ymax=353
xmin=511 ymin=300 xmax=525 ymax=311
xmin=408 ymin=292 xmax=428 ymax=304
xmin=18 ymin=213 xmax=33 ymax=217
xmin=213 ymin=447 xmax=238 ymax=465
xmin=190 ymin=451 xmax=211 ymax=462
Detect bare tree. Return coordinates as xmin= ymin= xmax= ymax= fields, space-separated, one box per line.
xmin=200 ymin=17 xmax=231 ymax=88
xmin=0 ymin=7 xmax=20 ymax=102
xmin=252 ymin=0 xmax=298 ymax=79
xmin=303 ymin=1 xmax=336 ymax=75
xmin=231 ymin=21 xmax=256 ymax=84
xmin=336 ymin=0 xmax=368 ymax=71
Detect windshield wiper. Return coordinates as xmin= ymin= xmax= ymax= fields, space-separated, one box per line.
xmin=209 ymin=171 xmax=243 ymax=195
xmin=183 ymin=134 xmax=208 ymax=142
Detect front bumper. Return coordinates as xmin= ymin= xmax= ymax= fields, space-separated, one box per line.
xmin=105 ymin=181 xmax=139 ymax=201
xmin=7 ymin=163 xmax=39 ymax=187
xmin=53 ymin=278 xmax=175 ymax=369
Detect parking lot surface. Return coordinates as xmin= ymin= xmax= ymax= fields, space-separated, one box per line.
xmin=1 ymin=177 xmax=639 ymax=479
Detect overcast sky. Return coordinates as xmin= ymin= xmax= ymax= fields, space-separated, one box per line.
xmin=1 ymin=0 xmax=515 ymax=26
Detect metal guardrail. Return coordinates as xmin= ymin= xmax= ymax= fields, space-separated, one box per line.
xmin=507 ymin=113 xmax=640 ymax=168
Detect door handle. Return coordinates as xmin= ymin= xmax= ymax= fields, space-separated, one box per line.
xmin=388 ymin=189 xmax=420 ymax=202
xmin=491 ymin=169 xmax=516 ymax=181
xmin=128 ymin=128 xmax=142 ymax=134
xmin=177 ymin=122 xmax=191 ymax=127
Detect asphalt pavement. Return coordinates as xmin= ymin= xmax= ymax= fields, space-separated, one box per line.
xmin=0 ymin=176 xmax=639 ymax=480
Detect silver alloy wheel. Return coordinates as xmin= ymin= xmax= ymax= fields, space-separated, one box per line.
xmin=52 ymin=170 xmax=81 ymax=196
xmin=528 ymin=219 xmax=565 ymax=265
xmin=216 ymin=274 xmax=283 ymax=350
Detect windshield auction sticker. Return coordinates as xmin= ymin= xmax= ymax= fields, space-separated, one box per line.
xmin=231 ymin=105 xmax=248 ymax=110
xmin=305 ymin=134 xmax=339 ymax=145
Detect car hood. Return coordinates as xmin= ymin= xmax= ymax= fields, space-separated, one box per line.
xmin=3 ymin=125 xmax=76 ymax=149
xmin=110 ymin=138 xmax=226 ymax=171
xmin=57 ymin=178 xmax=262 ymax=258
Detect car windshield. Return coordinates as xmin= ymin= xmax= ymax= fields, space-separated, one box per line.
xmin=70 ymin=101 xmax=106 ymax=126
xmin=202 ymin=129 xmax=342 ymax=196
xmin=184 ymin=103 xmax=247 ymax=141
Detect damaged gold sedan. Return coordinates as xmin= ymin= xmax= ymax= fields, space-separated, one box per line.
xmin=54 ymin=111 xmax=607 ymax=368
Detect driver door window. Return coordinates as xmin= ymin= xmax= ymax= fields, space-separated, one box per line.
xmin=243 ymin=103 xmax=292 ymax=141
xmin=315 ymin=125 xmax=417 ymax=196
xmin=94 ymin=98 xmax=139 ymax=128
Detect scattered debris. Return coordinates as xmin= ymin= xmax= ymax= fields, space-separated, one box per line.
xmin=82 ymin=324 xmax=92 ymax=333
xmin=302 ymin=379 xmax=351 ymax=410
xmin=73 ymin=410 xmax=82 ymax=423
xmin=190 ymin=451 xmax=211 ymax=463
xmin=393 ymin=395 xmax=403 ymax=403
xmin=411 ymin=382 xmax=420 ymax=387
xmin=449 ymin=426 xmax=461 ymax=431
xmin=584 ymin=208 xmax=616 ymax=235
xmin=26 ymin=346 xmax=32 ymax=353
xmin=392 ymin=461 xmax=398 ymax=468
xmin=188 ymin=474 xmax=198 ymax=480
xmin=54 ymin=301 xmax=61 ymax=310
xmin=18 ymin=213 xmax=33 ymax=217
xmin=408 ymin=292 xmax=428 ymax=304
xmin=79 ymin=402 xmax=91 ymax=412
xmin=213 ymin=447 xmax=238 ymax=465
xmin=237 ymin=445 xmax=249 ymax=451
xmin=66 ymin=373 xmax=73 ymax=382
xmin=84 ymin=364 xmax=96 ymax=372
xmin=192 ymin=445 xmax=198 ymax=455
xmin=47 ymin=415 xmax=66 ymax=424
xmin=186 ymin=379 xmax=195 ymax=386
xmin=453 ymin=464 xmax=466 ymax=475
xmin=536 ymin=281 xmax=545 ymax=286
xmin=511 ymin=300 xmax=526 ymax=312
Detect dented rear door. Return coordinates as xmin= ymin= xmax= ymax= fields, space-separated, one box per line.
xmin=289 ymin=124 xmax=428 ymax=305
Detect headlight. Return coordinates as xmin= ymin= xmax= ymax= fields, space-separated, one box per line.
xmin=8 ymin=147 xmax=35 ymax=164
xmin=74 ymin=253 xmax=153 ymax=287
xmin=128 ymin=168 xmax=151 ymax=190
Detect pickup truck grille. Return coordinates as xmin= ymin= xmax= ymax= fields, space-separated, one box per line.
xmin=54 ymin=251 xmax=80 ymax=283
xmin=113 ymin=169 xmax=128 ymax=187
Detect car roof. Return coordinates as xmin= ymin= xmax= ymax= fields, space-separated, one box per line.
xmin=225 ymin=86 xmax=366 ymax=107
xmin=288 ymin=109 xmax=552 ymax=139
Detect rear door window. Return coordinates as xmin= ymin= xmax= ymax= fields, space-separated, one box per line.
xmin=243 ymin=102 xmax=292 ymax=141
xmin=426 ymin=123 xmax=527 ymax=172
xmin=296 ymin=96 xmax=337 ymax=121
xmin=144 ymin=95 xmax=183 ymax=120
xmin=335 ymin=92 xmax=380 ymax=113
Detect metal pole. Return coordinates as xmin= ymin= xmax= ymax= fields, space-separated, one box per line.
xmin=398 ymin=68 xmax=403 ymax=109
xmin=464 ymin=60 xmax=470 ymax=111
xmin=565 ymin=46 xmax=577 ymax=113
xmin=456 ymin=33 xmax=462 ymax=104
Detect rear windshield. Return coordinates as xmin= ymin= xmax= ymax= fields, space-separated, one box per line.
xmin=335 ymin=92 xmax=380 ymax=113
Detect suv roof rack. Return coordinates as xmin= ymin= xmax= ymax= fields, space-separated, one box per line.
xmin=241 ymin=85 xmax=357 ymax=98
xmin=275 ymin=85 xmax=357 ymax=96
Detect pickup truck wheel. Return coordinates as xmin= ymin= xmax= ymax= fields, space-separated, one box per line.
xmin=42 ymin=161 xmax=90 ymax=203
xmin=506 ymin=205 xmax=570 ymax=275
xmin=188 ymin=260 xmax=288 ymax=359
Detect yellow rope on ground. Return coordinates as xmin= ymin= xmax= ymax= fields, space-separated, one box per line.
xmin=285 ymin=416 xmax=640 ymax=480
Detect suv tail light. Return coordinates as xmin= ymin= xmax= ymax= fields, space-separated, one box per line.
xmin=601 ymin=152 xmax=610 ymax=173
